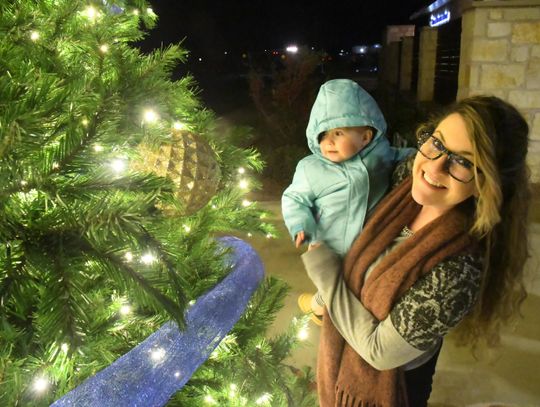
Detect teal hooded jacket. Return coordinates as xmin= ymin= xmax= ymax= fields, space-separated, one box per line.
xmin=282 ymin=79 xmax=413 ymax=255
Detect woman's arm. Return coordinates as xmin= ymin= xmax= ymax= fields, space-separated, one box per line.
xmin=302 ymin=244 xmax=482 ymax=370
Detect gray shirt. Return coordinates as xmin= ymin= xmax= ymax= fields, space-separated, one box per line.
xmin=301 ymin=237 xmax=482 ymax=371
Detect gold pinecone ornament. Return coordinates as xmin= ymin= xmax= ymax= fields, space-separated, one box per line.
xmin=141 ymin=130 xmax=221 ymax=215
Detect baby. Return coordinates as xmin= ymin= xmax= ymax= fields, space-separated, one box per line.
xmin=282 ymin=79 xmax=413 ymax=322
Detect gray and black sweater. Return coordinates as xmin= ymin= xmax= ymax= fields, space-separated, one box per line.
xmin=302 ymin=157 xmax=483 ymax=371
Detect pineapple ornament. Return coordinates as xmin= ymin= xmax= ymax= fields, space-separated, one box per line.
xmin=141 ymin=129 xmax=221 ymax=215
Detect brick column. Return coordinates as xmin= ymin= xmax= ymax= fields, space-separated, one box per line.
xmin=400 ymin=37 xmax=414 ymax=91
xmin=417 ymin=27 xmax=438 ymax=101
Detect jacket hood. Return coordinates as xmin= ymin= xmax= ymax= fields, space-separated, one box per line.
xmin=306 ymin=79 xmax=388 ymax=158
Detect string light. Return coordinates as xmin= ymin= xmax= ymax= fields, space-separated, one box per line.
xmin=132 ymin=9 xmax=140 ymax=15
xmin=30 ymin=31 xmax=40 ymax=41
xmin=52 ymin=162 xmax=59 ymax=169
xmin=247 ymin=233 xmax=252 ymax=237
xmin=119 ymin=304 xmax=131 ymax=315
xmin=238 ymin=167 xmax=245 ymax=174
xmin=183 ymin=225 xmax=191 ymax=233
xmin=211 ymin=204 xmax=217 ymax=209
xmin=143 ymin=109 xmax=158 ymax=123
xmin=242 ymin=199 xmax=251 ymax=207
xmin=99 ymin=44 xmax=109 ymax=53
xmin=93 ymin=144 xmax=104 ymax=152
xmin=174 ymin=371 xmax=180 ymax=378
xmin=146 ymin=7 xmax=155 ymax=16
xmin=173 ymin=121 xmax=185 ymax=130
xmin=141 ymin=252 xmax=156 ymax=265
xmin=266 ymin=233 xmax=273 ymax=239
xmin=83 ymin=6 xmax=99 ymax=21
xmin=238 ymin=179 xmax=249 ymax=190
xmin=297 ymin=326 xmax=309 ymax=341
xmin=82 ymin=118 xmax=89 ymax=127
xmin=21 ymin=180 xmax=28 ymax=186
xmin=33 ymin=376 xmax=49 ymax=393
xmin=255 ymin=393 xmax=272 ymax=405
xmin=61 ymin=343 xmax=69 ymax=352
xmin=150 ymin=347 xmax=165 ymax=362
xmin=204 ymin=395 xmax=216 ymax=404
xmin=110 ymin=158 xmax=126 ymax=174
xmin=124 ymin=252 xmax=133 ymax=262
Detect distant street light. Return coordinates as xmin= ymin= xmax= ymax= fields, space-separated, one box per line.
xmin=285 ymin=45 xmax=298 ymax=54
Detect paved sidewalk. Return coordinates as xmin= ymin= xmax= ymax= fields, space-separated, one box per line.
xmin=246 ymin=201 xmax=540 ymax=407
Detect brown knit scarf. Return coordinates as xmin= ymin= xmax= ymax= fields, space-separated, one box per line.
xmin=317 ymin=177 xmax=474 ymax=407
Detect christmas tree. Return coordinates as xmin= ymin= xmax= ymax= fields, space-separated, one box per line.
xmin=0 ymin=1 xmax=316 ymax=405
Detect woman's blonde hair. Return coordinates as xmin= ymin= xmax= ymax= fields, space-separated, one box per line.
xmin=417 ymin=96 xmax=531 ymax=347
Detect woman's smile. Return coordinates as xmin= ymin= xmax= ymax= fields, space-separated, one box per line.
xmin=422 ymin=171 xmax=446 ymax=189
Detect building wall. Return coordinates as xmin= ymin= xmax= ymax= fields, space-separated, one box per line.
xmin=458 ymin=4 xmax=540 ymax=182
xmin=379 ymin=41 xmax=401 ymax=87
xmin=400 ymin=37 xmax=414 ymax=91
xmin=417 ymin=27 xmax=438 ymax=101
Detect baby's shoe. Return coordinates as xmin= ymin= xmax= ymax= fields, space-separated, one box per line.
xmin=297 ymin=293 xmax=323 ymax=326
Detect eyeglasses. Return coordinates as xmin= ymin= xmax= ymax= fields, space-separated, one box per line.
xmin=416 ymin=131 xmax=477 ymax=183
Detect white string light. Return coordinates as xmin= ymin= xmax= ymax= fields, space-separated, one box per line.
xmin=174 ymin=371 xmax=180 ymax=378
xmin=132 ymin=9 xmax=140 ymax=15
xmin=242 ymin=199 xmax=251 ymax=207
xmin=99 ymin=44 xmax=109 ymax=53
xmin=238 ymin=179 xmax=249 ymax=190
xmin=173 ymin=121 xmax=185 ymax=130
xmin=204 ymin=394 xmax=216 ymax=404
xmin=237 ymin=167 xmax=245 ymax=174
xmin=82 ymin=118 xmax=89 ymax=127
xmin=61 ymin=343 xmax=69 ymax=352
xmin=110 ymin=158 xmax=127 ymax=174
xmin=266 ymin=233 xmax=273 ymax=239
xmin=297 ymin=326 xmax=309 ymax=341
xmin=33 ymin=376 xmax=49 ymax=393
xmin=30 ymin=31 xmax=40 ymax=41
xmin=255 ymin=393 xmax=272 ymax=405
xmin=93 ymin=144 xmax=104 ymax=152
xmin=150 ymin=347 xmax=165 ymax=362
xmin=247 ymin=233 xmax=253 ymax=237
xmin=141 ymin=252 xmax=156 ymax=265
xmin=83 ymin=6 xmax=99 ymax=21
xmin=143 ymin=109 xmax=158 ymax=123
xmin=119 ymin=304 xmax=131 ymax=315
xmin=147 ymin=7 xmax=155 ymax=16
xmin=124 ymin=252 xmax=133 ymax=262
xmin=183 ymin=225 xmax=191 ymax=233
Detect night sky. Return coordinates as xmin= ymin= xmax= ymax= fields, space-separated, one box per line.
xmin=140 ymin=0 xmax=429 ymax=56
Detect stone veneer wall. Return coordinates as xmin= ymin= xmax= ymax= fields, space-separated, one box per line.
xmin=417 ymin=27 xmax=439 ymax=102
xmin=457 ymin=1 xmax=540 ymax=182
xmin=400 ymin=37 xmax=414 ymax=91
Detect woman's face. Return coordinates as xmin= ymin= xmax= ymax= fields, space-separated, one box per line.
xmin=411 ymin=113 xmax=478 ymax=217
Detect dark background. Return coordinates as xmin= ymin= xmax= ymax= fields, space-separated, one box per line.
xmin=137 ymin=1 xmax=428 ymax=113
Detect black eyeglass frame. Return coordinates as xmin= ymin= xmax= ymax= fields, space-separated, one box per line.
xmin=416 ymin=131 xmax=479 ymax=184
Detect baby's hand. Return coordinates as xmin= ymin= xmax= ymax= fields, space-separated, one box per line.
xmin=295 ymin=231 xmax=305 ymax=248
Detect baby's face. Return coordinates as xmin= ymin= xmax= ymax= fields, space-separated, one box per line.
xmin=319 ymin=126 xmax=373 ymax=162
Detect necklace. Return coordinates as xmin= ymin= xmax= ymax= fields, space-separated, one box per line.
xmin=402 ymin=225 xmax=414 ymax=238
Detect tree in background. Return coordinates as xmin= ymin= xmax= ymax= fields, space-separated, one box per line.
xmin=248 ymin=48 xmax=323 ymax=185
xmin=0 ymin=1 xmax=316 ymax=405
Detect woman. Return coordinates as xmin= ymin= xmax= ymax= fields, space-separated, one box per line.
xmin=302 ymin=96 xmax=530 ymax=406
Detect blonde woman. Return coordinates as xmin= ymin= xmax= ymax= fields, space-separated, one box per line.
xmin=302 ymin=96 xmax=530 ymax=406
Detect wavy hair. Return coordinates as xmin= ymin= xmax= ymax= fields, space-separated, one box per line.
xmin=417 ymin=96 xmax=531 ymax=347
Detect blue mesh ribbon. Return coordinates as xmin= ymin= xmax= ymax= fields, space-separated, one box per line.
xmin=52 ymin=236 xmax=264 ymax=406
